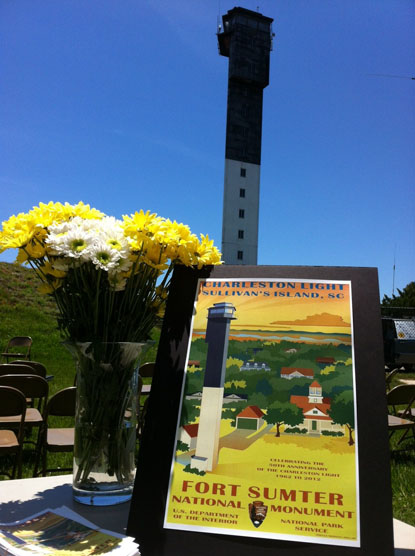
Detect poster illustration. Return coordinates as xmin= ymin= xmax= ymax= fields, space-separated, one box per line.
xmin=163 ymin=278 xmax=360 ymax=547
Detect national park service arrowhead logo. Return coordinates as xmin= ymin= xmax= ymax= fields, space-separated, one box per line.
xmin=249 ymin=500 xmax=268 ymax=528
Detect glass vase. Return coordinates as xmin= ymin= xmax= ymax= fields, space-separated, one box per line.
xmin=66 ymin=341 xmax=148 ymax=506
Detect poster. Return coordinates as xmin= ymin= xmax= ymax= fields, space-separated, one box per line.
xmin=163 ymin=278 xmax=360 ymax=547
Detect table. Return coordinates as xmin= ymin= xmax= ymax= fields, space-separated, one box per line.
xmin=0 ymin=475 xmax=129 ymax=535
xmin=1 ymin=475 xmax=414 ymax=554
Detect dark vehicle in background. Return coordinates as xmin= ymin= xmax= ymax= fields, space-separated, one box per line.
xmin=382 ymin=317 xmax=415 ymax=370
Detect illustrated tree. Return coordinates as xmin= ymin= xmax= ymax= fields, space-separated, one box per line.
xmin=264 ymin=401 xmax=304 ymax=437
xmin=179 ymin=399 xmax=200 ymax=427
xmin=222 ymin=402 xmax=241 ymax=425
xmin=256 ymin=377 xmax=273 ymax=396
xmin=328 ymin=390 xmax=355 ymax=445
xmin=176 ymin=440 xmax=189 ymax=452
xmin=248 ymin=392 xmax=268 ymax=410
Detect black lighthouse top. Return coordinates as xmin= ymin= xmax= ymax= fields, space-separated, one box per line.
xmin=204 ymin=302 xmax=236 ymax=388
xmin=217 ymin=7 xmax=273 ymax=88
xmin=218 ymin=7 xmax=273 ymax=164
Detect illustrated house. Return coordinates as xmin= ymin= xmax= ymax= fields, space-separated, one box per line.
xmin=223 ymin=393 xmax=247 ymax=404
xmin=281 ymin=367 xmax=314 ymax=380
xmin=236 ymin=405 xmax=264 ymax=430
xmin=240 ymin=361 xmax=271 ymax=371
xmin=187 ymin=360 xmax=201 ymax=369
xmin=185 ymin=391 xmax=203 ymax=401
xmin=290 ymin=381 xmax=344 ymax=435
xmin=179 ymin=424 xmax=199 ymax=450
xmin=316 ymin=357 xmax=335 ymax=367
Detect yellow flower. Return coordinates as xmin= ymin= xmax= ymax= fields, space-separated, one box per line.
xmin=0 ymin=202 xmax=104 ymax=255
xmin=41 ymin=261 xmax=67 ymax=278
xmin=122 ymin=210 xmax=160 ymax=236
xmin=25 ymin=239 xmax=46 ymax=259
xmin=155 ymin=285 xmax=168 ymax=300
xmin=141 ymin=244 xmax=170 ymax=271
xmin=16 ymin=249 xmax=28 ymax=263
xmin=193 ymin=235 xmax=223 ymax=268
xmin=37 ymin=277 xmax=63 ymax=294
xmin=31 ymin=201 xmax=103 ymax=228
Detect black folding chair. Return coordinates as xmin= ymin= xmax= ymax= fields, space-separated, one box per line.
xmin=35 ymin=386 xmax=76 ymax=477
xmin=0 ymin=385 xmax=27 ymax=479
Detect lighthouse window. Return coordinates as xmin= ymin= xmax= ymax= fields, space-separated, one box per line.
xmin=237 ymin=250 xmax=243 ymax=260
xmin=238 ymin=229 xmax=244 ymax=239
xmin=240 ymin=188 xmax=246 ymax=197
xmin=240 ymin=168 xmax=246 ymax=177
xmin=239 ymin=209 xmax=245 ymax=218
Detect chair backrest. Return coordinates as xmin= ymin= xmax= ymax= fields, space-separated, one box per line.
xmin=46 ymin=387 xmax=76 ymax=419
xmin=0 ymin=375 xmax=48 ymax=412
xmin=139 ymin=362 xmax=155 ymax=378
xmin=9 ymin=361 xmax=47 ymax=378
xmin=0 ymin=385 xmax=27 ymax=419
xmin=4 ymin=336 xmax=32 ymax=355
xmin=0 ymin=363 xmax=45 ymax=378
xmin=385 ymin=368 xmax=399 ymax=391
xmin=387 ymin=384 xmax=415 ymax=416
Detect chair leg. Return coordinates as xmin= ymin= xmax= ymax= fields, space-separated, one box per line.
xmin=396 ymin=429 xmax=409 ymax=445
xmin=33 ymin=425 xmax=45 ymax=477
xmin=11 ymin=455 xmax=17 ymax=480
xmin=41 ymin=445 xmax=48 ymax=477
xmin=16 ymin=446 xmax=24 ymax=479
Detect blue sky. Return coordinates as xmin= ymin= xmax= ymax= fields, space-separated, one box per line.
xmin=1 ymin=0 xmax=414 ymax=299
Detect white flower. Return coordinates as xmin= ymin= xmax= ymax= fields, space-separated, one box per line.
xmin=54 ymin=229 xmax=95 ymax=259
xmin=113 ymin=255 xmax=133 ymax=273
xmin=108 ymin=271 xmax=128 ymax=291
xmin=46 ymin=217 xmax=96 ymax=259
xmin=90 ymin=240 xmax=121 ymax=271
xmin=45 ymin=215 xmax=132 ymax=270
xmin=98 ymin=217 xmax=130 ymax=252
xmin=49 ymin=257 xmax=71 ymax=271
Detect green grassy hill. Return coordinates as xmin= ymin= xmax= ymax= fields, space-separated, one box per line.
xmin=0 ymin=261 xmax=159 ymax=389
xmin=0 ymin=262 xmax=75 ymax=389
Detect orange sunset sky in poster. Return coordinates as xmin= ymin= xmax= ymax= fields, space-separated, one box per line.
xmin=192 ymin=279 xmax=352 ymax=335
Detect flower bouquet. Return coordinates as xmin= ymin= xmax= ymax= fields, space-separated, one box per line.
xmin=0 ymin=201 xmax=221 ymax=504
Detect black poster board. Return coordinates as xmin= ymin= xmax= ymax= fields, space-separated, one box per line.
xmin=127 ymin=265 xmax=394 ymax=556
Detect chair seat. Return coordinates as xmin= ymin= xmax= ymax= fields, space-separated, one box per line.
xmin=0 ymin=407 xmax=42 ymax=426
xmin=0 ymin=429 xmax=19 ymax=449
xmin=398 ymin=408 xmax=415 ymax=420
xmin=47 ymin=428 xmax=74 ymax=450
xmin=388 ymin=414 xmax=415 ymax=428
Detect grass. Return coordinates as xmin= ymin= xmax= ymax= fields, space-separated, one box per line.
xmin=388 ymin=371 xmax=415 ymax=525
xmin=0 ymin=261 xmax=414 ymax=527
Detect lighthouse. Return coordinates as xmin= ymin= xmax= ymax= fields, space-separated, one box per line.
xmin=191 ymin=302 xmax=236 ymax=472
xmin=217 ymin=7 xmax=273 ymax=265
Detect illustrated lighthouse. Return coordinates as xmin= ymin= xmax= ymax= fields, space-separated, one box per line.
xmin=217 ymin=7 xmax=273 ymax=265
xmin=191 ymin=302 xmax=236 ymax=472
